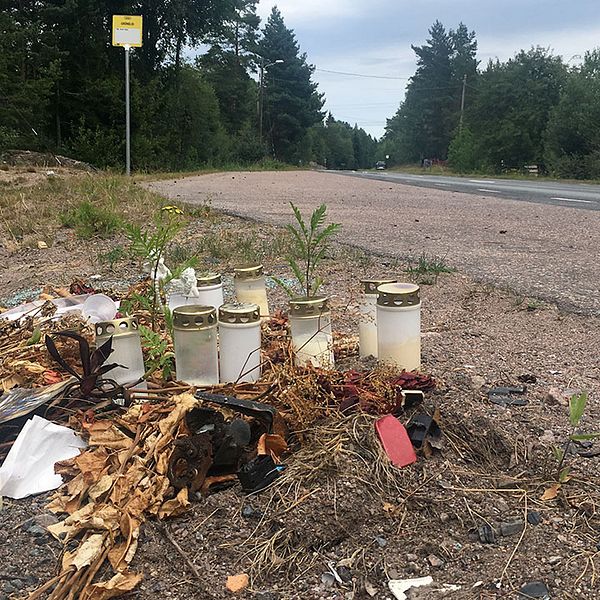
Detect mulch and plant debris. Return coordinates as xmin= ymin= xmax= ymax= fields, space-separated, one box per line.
xmin=0 ymin=170 xmax=599 ymax=600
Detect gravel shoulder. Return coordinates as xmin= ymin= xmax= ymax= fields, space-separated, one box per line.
xmin=147 ymin=170 xmax=600 ymax=315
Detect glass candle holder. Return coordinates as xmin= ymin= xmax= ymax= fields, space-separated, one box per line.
xmin=196 ymin=273 xmax=224 ymax=310
xmin=289 ymin=296 xmax=334 ymax=368
xmin=359 ymin=278 xmax=397 ymax=358
xmin=95 ymin=317 xmax=146 ymax=387
xmin=376 ymin=283 xmax=421 ymax=371
xmin=218 ymin=303 xmax=261 ymax=383
xmin=234 ymin=264 xmax=269 ymax=318
xmin=173 ymin=305 xmax=219 ymax=386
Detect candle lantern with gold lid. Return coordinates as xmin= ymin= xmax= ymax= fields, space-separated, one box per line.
xmin=359 ymin=278 xmax=397 ymax=358
xmin=376 ymin=283 xmax=421 ymax=371
xmin=218 ymin=303 xmax=261 ymax=383
xmin=173 ymin=305 xmax=218 ymax=386
xmin=234 ymin=264 xmax=269 ymax=318
xmin=95 ymin=317 xmax=145 ymax=387
xmin=289 ymin=296 xmax=334 ymax=368
xmin=196 ymin=273 xmax=224 ymax=310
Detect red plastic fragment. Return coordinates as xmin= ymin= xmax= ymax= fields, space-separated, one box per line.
xmin=375 ymin=415 xmax=417 ymax=468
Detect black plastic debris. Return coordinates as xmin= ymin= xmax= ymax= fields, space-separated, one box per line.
xmin=478 ymin=524 xmax=496 ymax=544
xmin=406 ymin=414 xmax=442 ymax=449
xmin=500 ymin=520 xmax=524 ymax=537
xmin=527 ymin=511 xmax=542 ymax=526
xmin=488 ymin=385 xmax=528 ymax=407
xmin=518 ymin=581 xmax=550 ymax=599
xmin=238 ymin=455 xmax=284 ymax=493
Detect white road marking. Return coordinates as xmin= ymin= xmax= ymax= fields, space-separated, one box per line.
xmin=551 ymin=197 xmax=594 ymax=204
xmin=478 ymin=188 xmax=501 ymax=194
xmin=470 ymin=179 xmax=497 ymax=184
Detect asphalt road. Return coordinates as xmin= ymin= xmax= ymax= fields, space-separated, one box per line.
xmin=340 ymin=171 xmax=600 ymax=211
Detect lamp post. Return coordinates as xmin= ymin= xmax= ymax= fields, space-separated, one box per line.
xmin=258 ymin=57 xmax=284 ymax=140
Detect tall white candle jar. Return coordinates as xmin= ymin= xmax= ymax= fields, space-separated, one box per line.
xmin=376 ymin=283 xmax=421 ymax=371
xmin=95 ymin=317 xmax=146 ymax=387
xmin=173 ymin=305 xmax=219 ymax=386
xmin=196 ymin=273 xmax=224 ymax=310
xmin=218 ymin=303 xmax=261 ymax=383
xmin=234 ymin=265 xmax=269 ymax=318
xmin=289 ymin=296 xmax=334 ymax=368
xmin=359 ymin=278 xmax=397 ymax=358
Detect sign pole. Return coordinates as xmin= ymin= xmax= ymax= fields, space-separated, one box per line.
xmin=124 ymin=44 xmax=131 ymax=176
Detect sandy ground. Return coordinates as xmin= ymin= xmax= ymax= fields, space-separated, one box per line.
xmin=148 ymin=171 xmax=600 ymax=315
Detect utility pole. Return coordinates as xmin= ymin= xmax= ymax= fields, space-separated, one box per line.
xmin=258 ymin=56 xmax=265 ymax=141
xmin=256 ymin=56 xmax=284 ymax=141
xmin=459 ymin=73 xmax=467 ymax=132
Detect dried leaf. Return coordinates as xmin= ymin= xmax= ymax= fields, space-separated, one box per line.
xmin=226 ymin=573 xmax=249 ymax=593
xmin=541 ymin=482 xmax=561 ymax=501
xmin=1 ymin=374 xmax=24 ymax=391
xmin=62 ymin=533 xmax=106 ymax=570
xmin=87 ymin=571 xmax=143 ymax=600
xmin=257 ymin=433 xmax=288 ymax=459
xmin=157 ymin=487 xmax=189 ymax=519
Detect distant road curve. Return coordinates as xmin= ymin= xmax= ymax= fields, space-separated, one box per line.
xmin=336 ymin=170 xmax=600 ymax=211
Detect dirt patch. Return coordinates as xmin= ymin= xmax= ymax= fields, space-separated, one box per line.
xmin=0 ymin=173 xmax=599 ymax=599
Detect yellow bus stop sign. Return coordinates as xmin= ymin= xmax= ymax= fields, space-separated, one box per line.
xmin=112 ymin=15 xmax=143 ymax=47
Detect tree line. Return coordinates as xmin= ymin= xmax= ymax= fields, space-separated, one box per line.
xmin=0 ymin=1 xmax=377 ymax=171
xmin=382 ymin=21 xmax=600 ymax=179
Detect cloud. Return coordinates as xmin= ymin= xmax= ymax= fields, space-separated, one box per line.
xmin=257 ymin=0 xmax=365 ymax=23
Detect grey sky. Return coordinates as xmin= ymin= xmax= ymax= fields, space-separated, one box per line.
xmin=256 ymin=0 xmax=600 ymax=138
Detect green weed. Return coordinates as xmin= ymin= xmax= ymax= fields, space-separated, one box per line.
xmin=60 ymin=200 xmax=122 ymax=238
xmin=406 ymin=252 xmax=455 ymax=285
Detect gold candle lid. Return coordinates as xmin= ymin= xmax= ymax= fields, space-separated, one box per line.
xmin=173 ymin=305 xmax=217 ymax=330
xmin=289 ymin=296 xmax=330 ymax=318
xmin=234 ymin=264 xmax=263 ymax=279
xmin=361 ymin=278 xmax=397 ymax=295
xmin=95 ymin=317 xmax=139 ymax=338
xmin=196 ymin=273 xmax=222 ymax=287
xmin=218 ymin=302 xmax=260 ymax=324
xmin=377 ymin=283 xmax=420 ymax=307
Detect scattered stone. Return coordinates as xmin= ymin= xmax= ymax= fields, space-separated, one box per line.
xmin=375 ymin=535 xmax=388 ymax=548
xmin=547 ymin=556 xmax=562 ymax=565
xmin=406 ymin=553 xmax=418 ymax=562
xmin=241 ymin=505 xmax=256 ymax=519
xmin=500 ymin=520 xmax=525 ymax=537
xmin=337 ymin=566 xmax=352 ymax=583
xmin=518 ymin=581 xmax=550 ymax=599
xmin=255 ymin=593 xmax=278 ymax=600
xmin=26 ymin=524 xmax=48 ymax=538
xmin=321 ymin=573 xmax=336 ymax=587
xmin=546 ymin=388 xmax=568 ymax=406
xmin=439 ymin=512 xmax=450 ymax=523
xmin=527 ymin=511 xmax=542 ymax=525
xmin=478 ymin=524 xmax=496 ymax=544
xmin=427 ymin=554 xmax=444 ymax=568
xmin=364 ymin=581 xmax=378 ymax=597
xmin=471 ymin=375 xmax=486 ymax=390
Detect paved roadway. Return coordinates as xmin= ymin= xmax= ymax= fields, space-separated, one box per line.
xmin=339 ymin=171 xmax=600 ymax=211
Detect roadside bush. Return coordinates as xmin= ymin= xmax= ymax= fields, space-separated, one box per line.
xmin=447 ymin=127 xmax=478 ymax=173
xmin=60 ymin=200 xmax=122 ymax=238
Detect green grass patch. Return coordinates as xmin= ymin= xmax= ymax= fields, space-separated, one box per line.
xmin=406 ymin=252 xmax=456 ymax=285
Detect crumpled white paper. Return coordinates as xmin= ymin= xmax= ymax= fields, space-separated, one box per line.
xmin=0 ymin=415 xmax=86 ymax=499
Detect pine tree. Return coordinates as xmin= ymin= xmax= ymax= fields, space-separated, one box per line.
xmin=258 ymin=7 xmax=324 ymax=162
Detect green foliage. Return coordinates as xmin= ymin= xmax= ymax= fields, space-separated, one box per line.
xmin=544 ymin=50 xmax=600 ymax=179
xmin=448 ymin=127 xmax=478 ymax=172
xmin=139 ymin=324 xmax=175 ymax=380
xmin=569 ymin=391 xmax=589 ymax=428
xmin=99 ymin=246 xmax=126 ymax=270
xmin=259 ymin=7 xmax=324 ymax=162
xmin=278 ymin=202 xmax=341 ymax=297
xmin=553 ymin=391 xmax=599 ymax=483
xmin=60 ymin=201 xmax=122 ymax=238
xmin=406 ymin=252 xmax=455 ymax=285
xmin=383 ymin=21 xmax=478 ymax=163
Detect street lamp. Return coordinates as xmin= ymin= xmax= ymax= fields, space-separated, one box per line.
xmin=258 ymin=57 xmax=284 ymax=140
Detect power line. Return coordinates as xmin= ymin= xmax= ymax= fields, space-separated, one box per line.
xmin=315 ymin=68 xmax=410 ymax=80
